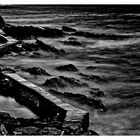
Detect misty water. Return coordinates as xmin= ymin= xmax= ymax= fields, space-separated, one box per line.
xmin=0 ymin=5 xmax=140 ymax=135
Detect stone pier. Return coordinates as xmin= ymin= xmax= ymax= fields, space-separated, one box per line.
xmin=1 ymin=73 xmax=89 ymax=134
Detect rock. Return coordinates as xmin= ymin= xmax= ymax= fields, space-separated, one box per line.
xmin=44 ymin=76 xmax=88 ymax=88
xmin=59 ymin=76 xmax=88 ymax=87
xmin=86 ymin=66 xmax=97 ymax=70
xmin=1 ymin=67 xmax=16 ymax=73
xmin=56 ymin=64 xmax=78 ymax=72
xmin=0 ymin=34 xmax=8 ymax=43
xmin=63 ymin=40 xmax=82 ymax=46
xmin=68 ymin=37 xmax=77 ymax=41
xmin=79 ymin=73 xmax=108 ymax=83
xmin=44 ymin=27 xmax=65 ymax=37
xmin=0 ymin=16 xmax=6 ymax=28
xmin=90 ymin=88 xmax=105 ymax=97
xmin=44 ymin=77 xmax=67 ymax=88
xmin=62 ymin=26 xmax=76 ymax=32
xmin=13 ymin=126 xmax=62 ymax=135
xmin=36 ymin=39 xmax=66 ymax=55
xmin=22 ymin=67 xmax=50 ymax=76
xmin=49 ymin=89 xmax=105 ymax=110
xmin=2 ymin=21 xmax=65 ymax=39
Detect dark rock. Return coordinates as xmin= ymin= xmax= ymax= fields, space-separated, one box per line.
xmin=44 ymin=27 xmax=65 ymax=37
xmin=79 ymin=73 xmax=108 ymax=83
xmin=3 ymin=22 xmax=65 ymax=39
xmin=22 ymin=67 xmax=50 ymax=76
xmin=0 ymin=39 xmax=65 ymax=57
xmin=1 ymin=67 xmax=16 ymax=73
xmin=0 ymin=34 xmax=8 ymax=43
xmin=56 ymin=64 xmax=78 ymax=72
xmin=59 ymin=76 xmax=88 ymax=87
xmin=62 ymin=26 xmax=76 ymax=32
xmin=86 ymin=66 xmax=97 ymax=70
xmin=13 ymin=126 xmax=62 ymax=135
xmin=68 ymin=37 xmax=77 ymax=41
xmin=49 ymin=89 xmax=105 ymax=110
xmin=90 ymin=88 xmax=105 ymax=97
xmin=44 ymin=77 xmax=67 ymax=88
xmin=44 ymin=76 xmax=88 ymax=88
xmin=36 ymin=39 xmax=66 ymax=55
xmin=63 ymin=40 xmax=82 ymax=46
xmin=0 ymin=16 xmax=6 ymax=29
xmin=62 ymin=121 xmax=83 ymax=135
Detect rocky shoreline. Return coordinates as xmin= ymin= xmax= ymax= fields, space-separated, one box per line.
xmin=0 ymin=15 xmax=108 ymax=135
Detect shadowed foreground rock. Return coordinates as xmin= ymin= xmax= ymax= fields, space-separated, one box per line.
xmin=0 ymin=73 xmax=98 ymax=135
xmin=0 ymin=34 xmax=8 ymax=43
xmin=56 ymin=64 xmax=78 ymax=72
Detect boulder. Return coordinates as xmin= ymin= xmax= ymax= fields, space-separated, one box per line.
xmin=22 ymin=67 xmax=50 ymax=76
xmin=63 ymin=40 xmax=82 ymax=46
xmin=62 ymin=26 xmax=76 ymax=32
xmin=0 ymin=16 xmax=6 ymax=28
xmin=55 ymin=64 xmax=78 ymax=72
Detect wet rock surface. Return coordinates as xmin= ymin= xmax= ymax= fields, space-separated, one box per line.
xmin=44 ymin=76 xmax=88 ymax=88
xmin=0 ymin=39 xmax=66 ymax=57
xmin=22 ymin=67 xmax=50 ymax=76
xmin=3 ymin=24 xmax=65 ymax=39
xmin=79 ymin=73 xmax=108 ymax=83
xmin=55 ymin=64 xmax=78 ymax=72
xmin=62 ymin=26 xmax=76 ymax=32
xmin=49 ymin=89 xmax=105 ymax=111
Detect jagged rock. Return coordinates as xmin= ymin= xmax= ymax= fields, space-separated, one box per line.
xmin=13 ymin=126 xmax=62 ymax=135
xmin=90 ymin=88 xmax=105 ymax=97
xmin=49 ymin=89 xmax=105 ymax=110
xmin=0 ymin=16 xmax=6 ymax=28
xmin=0 ymin=39 xmax=66 ymax=57
xmin=79 ymin=73 xmax=108 ymax=83
xmin=1 ymin=67 xmax=16 ymax=73
xmin=0 ymin=34 xmax=8 ymax=43
xmin=44 ymin=76 xmax=88 ymax=88
xmin=68 ymin=37 xmax=77 ymax=41
xmin=2 ymin=16 xmax=65 ymax=39
xmin=22 ymin=67 xmax=50 ymax=76
xmin=55 ymin=64 xmax=78 ymax=72
xmin=63 ymin=40 xmax=82 ymax=46
xmin=62 ymin=26 xmax=76 ymax=32
xmin=36 ymin=39 xmax=66 ymax=55
xmin=62 ymin=121 xmax=83 ymax=135
xmin=44 ymin=77 xmax=67 ymax=88
xmin=59 ymin=76 xmax=88 ymax=87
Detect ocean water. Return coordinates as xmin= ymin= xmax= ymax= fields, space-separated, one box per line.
xmin=0 ymin=5 xmax=140 ymax=135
